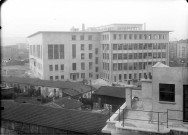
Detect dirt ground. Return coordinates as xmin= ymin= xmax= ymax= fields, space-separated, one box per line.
xmin=1 ymin=63 xmax=30 ymax=77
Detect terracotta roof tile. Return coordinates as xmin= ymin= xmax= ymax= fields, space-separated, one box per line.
xmin=1 ymin=100 xmax=108 ymax=134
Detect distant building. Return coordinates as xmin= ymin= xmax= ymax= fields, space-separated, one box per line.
xmin=2 ymin=45 xmax=18 ymax=60
xmin=169 ymin=39 xmax=188 ymax=67
xmin=177 ymin=39 xmax=188 ymax=59
xmin=2 ymin=44 xmax=29 ymax=60
xmin=28 ymin=24 xmax=170 ymax=83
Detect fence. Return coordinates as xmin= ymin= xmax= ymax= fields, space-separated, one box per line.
xmin=107 ymin=105 xmax=186 ymax=132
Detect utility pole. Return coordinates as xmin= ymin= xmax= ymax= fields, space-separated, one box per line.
xmin=90 ymin=80 xmax=93 ymax=109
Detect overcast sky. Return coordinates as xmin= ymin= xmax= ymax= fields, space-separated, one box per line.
xmin=1 ymin=0 xmax=188 ymax=45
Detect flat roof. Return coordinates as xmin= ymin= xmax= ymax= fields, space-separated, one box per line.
xmin=27 ymin=31 xmax=99 ymax=38
xmin=28 ymin=30 xmax=172 ymax=38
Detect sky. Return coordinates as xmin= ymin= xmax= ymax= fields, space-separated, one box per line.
xmin=1 ymin=0 xmax=188 ymax=45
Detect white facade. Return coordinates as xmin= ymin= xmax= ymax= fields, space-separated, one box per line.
xmin=28 ymin=24 xmax=170 ymax=82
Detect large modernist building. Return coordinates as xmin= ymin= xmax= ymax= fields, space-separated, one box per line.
xmin=28 ymin=24 xmax=170 ymax=83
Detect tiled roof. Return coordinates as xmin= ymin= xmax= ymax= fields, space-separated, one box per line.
xmin=1 ymin=76 xmax=91 ymax=96
xmin=1 ymin=100 xmax=108 ymax=134
xmin=53 ymin=97 xmax=83 ymax=109
xmin=94 ymin=86 xmax=126 ymax=99
xmin=14 ymin=96 xmax=42 ymax=104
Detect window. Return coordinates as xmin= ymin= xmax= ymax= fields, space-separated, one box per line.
xmin=148 ymin=44 xmax=152 ymax=49
xmin=81 ymin=44 xmax=84 ymax=50
xmin=124 ymin=74 xmax=127 ymax=80
xmin=60 ymin=44 xmax=64 ymax=59
xmin=124 ymin=44 xmax=128 ymax=50
xmin=54 ymin=45 xmax=59 ymax=59
xmin=153 ymin=52 xmax=157 ymax=58
xmin=123 ymin=63 xmax=128 ymax=70
xmin=162 ymin=52 xmax=166 ymax=58
xmin=153 ymin=43 xmax=157 ymax=49
xmin=129 ymin=74 xmax=132 ymax=79
xmin=118 ymin=44 xmax=123 ymax=50
xmin=72 ymin=35 xmax=76 ymax=40
xmin=55 ymin=65 xmax=58 ymax=71
xmin=55 ymin=76 xmax=59 ymax=80
xmin=113 ymin=54 xmax=117 ymax=60
xmin=118 ymin=54 xmax=122 ymax=60
xmin=134 ymin=53 xmax=137 ymax=59
xmin=48 ymin=44 xmax=53 ymax=59
xmin=134 ymin=44 xmax=138 ymax=50
xmin=123 ymin=54 xmax=127 ymax=59
xmin=80 ymin=35 xmax=84 ymax=40
xmin=113 ymin=44 xmax=118 ymax=50
xmin=128 ymin=44 xmax=133 ymax=50
xmin=81 ymin=63 xmax=85 ymax=70
xmin=89 ymin=62 xmax=92 ymax=70
xmin=113 ymin=34 xmax=116 ymax=40
xmin=89 ymin=44 xmax=92 ymax=50
xmin=95 ymin=67 xmax=99 ymax=72
xmin=50 ymin=76 xmax=53 ymax=80
xmin=129 ymin=53 xmax=133 ymax=59
xmin=95 ymin=57 xmax=99 ymax=64
xmin=139 ymin=73 xmax=142 ymax=79
xmin=89 ymin=53 xmax=92 ymax=59
xmin=158 ymin=52 xmax=161 ymax=58
xmin=61 ymin=64 xmax=64 ymax=70
xmin=119 ymin=74 xmax=122 ymax=81
xmin=72 ymin=44 xmax=76 ymax=58
xmin=162 ymin=44 xmax=166 ymax=49
xmin=88 ymin=35 xmax=92 ymax=40
xmin=118 ymin=63 xmax=123 ymax=71
xmin=159 ymin=83 xmax=175 ymax=102
xmin=134 ymin=73 xmax=137 ymax=79
xmin=81 ymin=73 xmax=85 ymax=79
xmin=72 ymin=63 xmax=76 ymax=70
xmin=113 ymin=63 xmax=117 ymax=71
xmin=81 ymin=53 xmax=85 ymax=59
xmin=61 ymin=75 xmax=64 ymax=79
xmin=89 ymin=73 xmax=93 ymax=78
xmin=49 ymin=65 xmax=53 ymax=71
xmin=95 ymin=48 xmax=98 ymax=54
xmin=139 ymin=44 xmax=143 ymax=50
xmin=139 ymin=53 xmax=142 ymax=59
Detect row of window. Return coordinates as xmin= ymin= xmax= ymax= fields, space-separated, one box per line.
xmin=102 ymin=61 xmax=165 ymax=71
xmin=49 ymin=64 xmax=64 ymax=71
xmin=112 ymin=52 xmax=166 ymax=60
xmin=81 ymin=44 xmax=93 ymax=51
xmin=72 ymin=35 xmax=93 ymax=40
xmin=102 ymin=43 xmax=167 ymax=51
xmin=101 ymin=72 xmax=152 ymax=81
xmin=30 ymin=45 xmax=42 ymax=59
xmin=72 ymin=62 xmax=98 ymax=71
xmin=112 ymin=43 xmax=167 ymax=51
xmin=112 ymin=34 xmax=167 ymax=40
xmin=48 ymin=44 xmax=64 ymax=59
xmin=49 ymin=73 xmax=99 ymax=80
xmin=112 ymin=61 xmax=166 ymax=71
xmin=81 ymin=53 xmax=93 ymax=59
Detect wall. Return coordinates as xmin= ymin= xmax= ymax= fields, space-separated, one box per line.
xmin=42 ymin=32 xmax=100 ymax=81
xmin=28 ymin=33 xmax=43 ymax=79
xmin=152 ymin=67 xmax=188 ymax=121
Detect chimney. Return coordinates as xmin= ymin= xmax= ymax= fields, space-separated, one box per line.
xmin=82 ymin=24 xmax=85 ymax=31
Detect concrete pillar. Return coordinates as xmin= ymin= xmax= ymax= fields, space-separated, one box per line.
xmin=126 ymin=87 xmax=132 ymax=109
